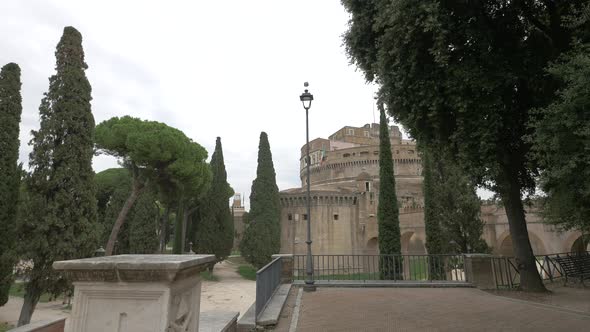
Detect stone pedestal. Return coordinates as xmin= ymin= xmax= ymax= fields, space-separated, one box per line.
xmin=464 ymin=254 xmax=495 ymax=289
xmin=53 ymin=254 xmax=215 ymax=332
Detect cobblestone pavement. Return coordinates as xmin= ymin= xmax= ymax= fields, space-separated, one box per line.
xmin=287 ymin=287 xmax=590 ymax=331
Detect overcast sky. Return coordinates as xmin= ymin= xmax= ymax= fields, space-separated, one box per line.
xmin=1 ymin=1 xmax=490 ymax=208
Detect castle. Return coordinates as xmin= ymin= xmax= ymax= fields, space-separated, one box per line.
xmin=276 ymin=123 xmax=587 ymax=256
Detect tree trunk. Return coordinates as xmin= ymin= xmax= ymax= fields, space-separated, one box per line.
xmin=17 ymin=286 xmax=41 ymax=326
xmin=105 ymin=180 xmax=142 ymax=256
xmin=159 ymin=207 xmax=170 ymax=253
xmin=184 ymin=207 xmax=198 ymax=252
xmin=173 ymin=200 xmax=184 ymax=254
xmin=181 ymin=207 xmax=188 ymax=252
xmin=499 ymin=168 xmax=547 ymax=292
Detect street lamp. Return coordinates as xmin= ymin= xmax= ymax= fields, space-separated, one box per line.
xmin=300 ymin=82 xmax=316 ymax=292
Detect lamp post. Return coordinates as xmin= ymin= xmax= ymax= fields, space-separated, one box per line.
xmin=300 ymin=82 xmax=316 ymax=292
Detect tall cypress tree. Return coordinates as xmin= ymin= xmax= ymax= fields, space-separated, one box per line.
xmin=422 ymin=145 xmax=489 ymax=278
xmin=0 ymin=63 xmax=22 ymax=306
xmin=195 ymin=137 xmax=234 ymax=265
xmin=377 ymin=106 xmax=402 ymax=279
xmin=421 ymin=148 xmax=446 ymax=279
xmin=240 ymin=132 xmax=280 ymax=268
xmin=128 ymin=190 xmax=160 ymax=254
xmin=17 ymin=27 xmax=98 ymax=326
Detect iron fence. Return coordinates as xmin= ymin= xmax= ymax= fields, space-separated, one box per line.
xmin=255 ymin=256 xmax=282 ymax=319
xmin=293 ymin=254 xmax=465 ymax=282
xmin=492 ymin=251 xmax=589 ymax=289
xmin=491 ymin=256 xmax=520 ymax=289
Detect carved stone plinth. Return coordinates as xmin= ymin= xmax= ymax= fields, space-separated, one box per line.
xmin=53 ymin=254 xmax=215 ymax=332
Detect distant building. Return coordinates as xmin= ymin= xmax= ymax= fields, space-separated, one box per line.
xmin=231 ymin=193 xmax=246 ymax=250
xmin=277 ymin=122 xmax=586 ymax=256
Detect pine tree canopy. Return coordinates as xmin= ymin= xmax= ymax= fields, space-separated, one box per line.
xmin=240 ymin=132 xmax=281 ymax=268
xmin=0 ymin=62 xmax=22 ymax=306
xmin=95 ymin=116 xmax=210 ymax=255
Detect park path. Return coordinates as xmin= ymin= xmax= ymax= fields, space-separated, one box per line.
xmin=277 ymin=287 xmax=590 ymax=331
xmin=200 ymin=260 xmax=256 ymax=317
xmin=0 ymin=260 xmax=255 ymax=328
xmin=0 ymin=296 xmax=68 ymax=328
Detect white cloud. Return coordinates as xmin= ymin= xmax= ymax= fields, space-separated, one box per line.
xmin=1 ymin=1 xmax=398 ymax=209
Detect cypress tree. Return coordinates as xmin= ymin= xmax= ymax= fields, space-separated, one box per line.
xmin=240 ymin=132 xmax=280 ymax=268
xmin=195 ymin=137 xmax=234 ymax=265
xmin=422 ymin=145 xmax=489 ymax=273
xmin=421 ymin=148 xmax=446 ymax=279
xmin=128 ymin=190 xmax=160 ymax=254
xmin=18 ymin=27 xmax=98 ymax=326
xmin=377 ymin=106 xmax=402 ymax=279
xmin=0 ymin=63 xmax=22 ymax=306
xmin=173 ymin=203 xmax=184 ymax=254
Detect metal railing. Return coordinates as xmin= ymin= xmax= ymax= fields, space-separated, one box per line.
xmin=491 ymin=256 xmax=520 ymax=289
xmin=293 ymin=254 xmax=465 ymax=282
xmin=255 ymin=256 xmax=283 ymax=319
xmin=492 ymin=251 xmax=589 ymax=289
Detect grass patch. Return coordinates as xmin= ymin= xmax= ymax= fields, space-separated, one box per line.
xmin=9 ymin=283 xmax=55 ymax=303
xmin=0 ymin=322 xmax=14 ymax=332
xmin=200 ymin=270 xmax=219 ymax=282
xmin=237 ymin=265 xmax=257 ymax=281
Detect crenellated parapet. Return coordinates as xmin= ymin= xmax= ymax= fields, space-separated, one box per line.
xmin=280 ymin=193 xmax=359 ymax=207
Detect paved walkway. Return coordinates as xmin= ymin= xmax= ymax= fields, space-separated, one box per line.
xmin=279 ymin=287 xmax=590 ymax=331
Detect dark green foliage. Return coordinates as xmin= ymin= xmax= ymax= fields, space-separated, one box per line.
xmin=95 ymin=168 xmax=159 ymax=254
xmin=240 ymin=132 xmax=281 ymax=268
xmin=95 ymin=116 xmax=209 ymax=255
xmin=0 ymin=63 xmax=22 ymax=306
xmin=101 ymin=185 xmax=131 ymax=253
xmin=422 ymin=147 xmax=489 ymax=257
xmin=195 ymin=138 xmax=234 ymax=262
xmin=422 ymin=149 xmax=445 ymax=258
xmin=342 ymin=0 xmax=588 ymax=292
xmin=376 ymin=107 xmax=402 ymax=279
xmin=128 ymin=190 xmax=159 ymax=254
xmin=530 ymin=44 xmax=590 ymax=233
xmin=173 ymin=202 xmax=184 ymax=254
xmin=18 ymin=27 xmax=98 ymax=325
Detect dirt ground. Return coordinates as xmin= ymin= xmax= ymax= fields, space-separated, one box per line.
xmin=199 ymin=260 xmax=256 ymax=315
xmin=0 ymin=260 xmax=255 ymax=328
xmin=486 ymin=282 xmax=590 ymax=313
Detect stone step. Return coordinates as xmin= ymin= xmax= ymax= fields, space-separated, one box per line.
xmin=293 ymin=280 xmax=474 ymax=288
xmin=199 ymin=311 xmax=239 ymax=332
xmin=257 ymin=284 xmax=292 ymax=326
xmin=236 ymin=302 xmax=256 ymax=332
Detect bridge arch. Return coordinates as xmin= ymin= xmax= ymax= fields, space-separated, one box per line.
xmin=401 ymin=231 xmax=426 ymax=255
xmin=497 ymin=231 xmax=548 ymax=256
xmin=366 ymin=237 xmax=379 ymax=255
xmin=568 ymin=234 xmax=589 ymax=253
